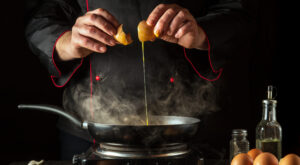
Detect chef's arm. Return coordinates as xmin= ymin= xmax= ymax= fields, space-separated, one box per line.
xmin=195 ymin=0 xmax=257 ymax=68
xmin=25 ymin=0 xmax=83 ymax=87
xmin=146 ymin=0 xmax=256 ymax=80
xmin=180 ymin=0 xmax=257 ymax=80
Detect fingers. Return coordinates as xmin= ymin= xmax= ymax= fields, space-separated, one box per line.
xmin=146 ymin=4 xmax=201 ymax=49
xmin=89 ymin=8 xmax=120 ymax=28
xmin=160 ymin=34 xmax=178 ymax=44
xmin=153 ymin=7 xmax=180 ymax=36
xmin=83 ymin=13 xmax=117 ymax=36
xmin=147 ymin=4 xmax=194 ymax=38
xmin=73 ymin=33 xmax=107 ymax=54
xmin=71 ymin=8 xmax=121 ymax=55
xmin=174 ymin=21 xmax=193 ymax=39
xmin=167 ymin=10 xmax=188 ymax=36
xmin=146 ymin=4 xmax=169 ymax=26
xmin=65 ymin=8 xmax=121 ymax=59
xmin=77 ymin=24 xmax=116 ymax=46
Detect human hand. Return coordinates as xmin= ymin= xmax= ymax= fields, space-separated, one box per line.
xmin=56 ymin=8 xmax=120 ymax=61
xmin=147 ymin=4 xmax=207 ymax=50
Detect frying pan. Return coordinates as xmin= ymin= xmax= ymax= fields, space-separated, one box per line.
xmin=18 ymin=104 xmax=200 ymax=146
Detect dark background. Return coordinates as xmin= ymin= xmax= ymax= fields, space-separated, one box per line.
xmin=0 ymin=0 xmax=294 ymax=164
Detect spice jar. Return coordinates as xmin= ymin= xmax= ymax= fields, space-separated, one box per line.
xmin=229 ymin=129 xmax=250 ymax=161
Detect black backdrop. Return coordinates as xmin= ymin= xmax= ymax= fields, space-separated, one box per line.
xmin=0 ymin=0 xmax=294 ymax=164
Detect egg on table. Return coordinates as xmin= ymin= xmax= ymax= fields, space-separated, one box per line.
xmin=231 ymin=153 xmax=253 ymax=165
xmin=279 ymin=154 xmax=300 ymax=165
xmin=253 ymin=152 xmax=278 ymax=165
xmin=248 ymin=148 xmax=263 ymax=160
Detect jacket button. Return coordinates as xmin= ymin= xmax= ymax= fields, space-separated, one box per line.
xmin=95 ymin=76 xmax=101 ymax=81
xmin=170 ymin=77 xmax=174 ymax=83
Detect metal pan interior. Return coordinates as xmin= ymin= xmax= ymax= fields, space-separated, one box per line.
xmin=90 ymin=115 xmax=200 ymax=126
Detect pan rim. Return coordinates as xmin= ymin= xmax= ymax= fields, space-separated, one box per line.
xmin=86 ymin=115 xmax=200 ymax=126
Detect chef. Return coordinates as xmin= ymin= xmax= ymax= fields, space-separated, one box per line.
xmin=25 ymin=0 xmax=256 ymax=160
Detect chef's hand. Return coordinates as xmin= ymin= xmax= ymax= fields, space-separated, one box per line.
xmin=56 ymin=8 xmax=119 ymax=61
xmin=147 ymin=4 xmax=207 ymax=50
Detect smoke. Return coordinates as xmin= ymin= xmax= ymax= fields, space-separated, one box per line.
xmin=148 ymin=75 xmax=220 ymax=117
xmin=63 ymin=73 xmax=220 ymax=125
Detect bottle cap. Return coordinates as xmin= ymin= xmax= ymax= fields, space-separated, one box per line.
xmin=263 ymin=99 xmax=277 ymax=104
xmin=267 ymin=85 xmax=277 ymax=100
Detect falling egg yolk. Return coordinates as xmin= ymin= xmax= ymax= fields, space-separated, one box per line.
xmin=137 ymin=20 xmax=156 ymax=42
xmin=113 ymin=24 xmax=133 ymax=45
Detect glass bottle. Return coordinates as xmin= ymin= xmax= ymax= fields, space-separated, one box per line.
xmin=256 ymin=85 xmax=282 ymax=159
xmin=229 ymin=129 xmax=250 ymax=161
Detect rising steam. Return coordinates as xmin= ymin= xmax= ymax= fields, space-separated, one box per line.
xmin=62 ymin=73 xmax=219 ymax=125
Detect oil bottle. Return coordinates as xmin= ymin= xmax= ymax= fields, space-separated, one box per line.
xmin=256 ymin=85 xmax=282 ymax=159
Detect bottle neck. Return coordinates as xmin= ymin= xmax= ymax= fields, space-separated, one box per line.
xmin=262 ymin=101 xmax=277 ymax=121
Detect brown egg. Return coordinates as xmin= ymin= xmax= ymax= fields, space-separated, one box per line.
xmin=137 ymin=20 xmax=156 ymax=42
xmin=231 ymin=153 xmax=253 ymax=165
xmin=279 ymin=154 xmax=300 ymax=165
xmin=248 ymin=149 xmax=263 ymax=160
xmin=254 ymin=152 xmax=278 ymax=165
xmin=113 ymin=24 xmax=133 ymax=45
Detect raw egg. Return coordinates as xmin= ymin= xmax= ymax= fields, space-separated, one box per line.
xmin=254 ymin=152 xmax=278 ymax=165
xmin=231 ymin=153 xmax=253 ymax=165
xmin=137 ymin=20 xmax=156 ymax=42
xmin=248 ymin=148 xmax=263 ymax=160
xmin=279 ymin=154 xmax=300 ymax=165
xmin=113 ymin=24 xmax=133 ymax=45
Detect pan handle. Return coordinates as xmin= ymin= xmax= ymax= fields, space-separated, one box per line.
xmin=18 ymin=104 xmax=82 ymax=128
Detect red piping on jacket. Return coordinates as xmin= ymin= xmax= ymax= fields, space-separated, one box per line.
xmin=183 ymin=26 xmax=223 ymax=81
xmin=85 ymin=0 xmax=94 ymax=119
xmin=51 ymin=30 xmax=84 ymax=87
xmin=86 ymin=0 xmax=95 ymax=145
xmin=86 ymin=0 xmax=89 ymax=12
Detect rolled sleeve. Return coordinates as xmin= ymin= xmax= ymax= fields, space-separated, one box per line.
xmin=25 ymin=0 xmax=82 ymax=87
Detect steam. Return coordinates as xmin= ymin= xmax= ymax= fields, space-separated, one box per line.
xmin=63 ymin=74 xmax=219 ymax=125
xmin=148 ymin=75 xmax=219 ymax=117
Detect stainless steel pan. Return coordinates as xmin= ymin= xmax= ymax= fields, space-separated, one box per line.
xmin=18 ymin=104 xmax=200 ymax=146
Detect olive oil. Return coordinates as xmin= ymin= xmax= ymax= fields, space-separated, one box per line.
xmin=256 ymin=139 xmax=281 ymax=159
xmin=141 ymin=42 xmax=149 ymax=125
xmin=256 ymin=86 xmax=282 ymax=159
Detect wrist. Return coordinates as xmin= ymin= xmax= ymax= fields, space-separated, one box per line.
xmin=55 ymin=31 xmax=77 ymax=61
xmin=195 ymin=25 xmax=208 ymax=50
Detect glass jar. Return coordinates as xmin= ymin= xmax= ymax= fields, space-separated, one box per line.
xmin=229 ymin=129 xmax=250 ymax=161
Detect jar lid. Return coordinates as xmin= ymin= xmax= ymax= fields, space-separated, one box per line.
xmin=232 ymin=129 xmax=247 ymax=135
